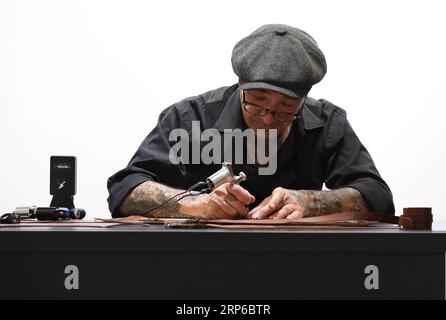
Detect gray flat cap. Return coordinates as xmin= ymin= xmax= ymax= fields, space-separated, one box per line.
xmin=231 ymin=24 xmax=327 ymax=98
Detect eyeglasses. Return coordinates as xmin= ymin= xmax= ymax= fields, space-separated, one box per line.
xmin=241 ymin=90 xmax=302 ymax=122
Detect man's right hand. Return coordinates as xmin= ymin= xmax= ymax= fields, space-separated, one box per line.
xmin=184 ymin=183 xmax=255 ymax=219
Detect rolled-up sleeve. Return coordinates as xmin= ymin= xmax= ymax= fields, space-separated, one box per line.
xmin=323 ymin=109 xmax=395 ymax=215
xmin=107 ymin=104 xmax=189 ymax=217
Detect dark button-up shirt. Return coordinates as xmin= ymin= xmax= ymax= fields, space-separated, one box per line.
xmin=107 ymin=84 xmax=395 ymax=217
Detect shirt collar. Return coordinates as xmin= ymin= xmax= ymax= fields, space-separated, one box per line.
xmin=300 ymin=103 xmax=326 ymax=130
xmin=213 ymin=87 xmax=245 ymax=131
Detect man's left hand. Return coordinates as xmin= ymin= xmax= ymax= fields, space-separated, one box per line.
xmin=248 ymin=187 xmax=309 ymax=220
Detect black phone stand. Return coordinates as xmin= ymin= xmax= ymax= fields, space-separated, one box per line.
xmin=50 ymin=156 xmax=76 ymax=209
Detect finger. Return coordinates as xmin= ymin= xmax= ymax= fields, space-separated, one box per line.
xmin=212 ymin=206 xmax=229 ymax=219
xmin=286 ymin=210 xmax=305 ymax=220
xmin=219 ymin=200 xmax=239 ymax=218
xmin=211 ymin=197 xmax=238 ymax=219
xmin=268 ymin=204 xmax=296 ymax=220
xmin=226 ymin=183 xmax=255 ymax=206
xmin=213 ymin=187 xmax=246 ymax=218
xmin=206 ymin=197 xmax=230 ymax=219
xmin=224 ymin=193 xmax=249 ymax=218
xmin=248 ymin=196 xmax=270 ymax=217
xmin=251 ymin=189 xmax=285 ymax=219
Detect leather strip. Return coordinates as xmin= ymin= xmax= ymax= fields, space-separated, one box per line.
xmin=102 ymin=207 xmax=433 ymax=230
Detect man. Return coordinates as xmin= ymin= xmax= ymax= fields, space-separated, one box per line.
xmin=107 ymin=24 xmax=395 ymax=219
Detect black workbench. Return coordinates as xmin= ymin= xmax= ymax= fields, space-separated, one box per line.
xmin=1 ymin=221 xmax=445 ymax=300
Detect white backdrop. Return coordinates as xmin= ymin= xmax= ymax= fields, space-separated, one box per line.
xmin=1 ymin=0 xmax=445 ymax=220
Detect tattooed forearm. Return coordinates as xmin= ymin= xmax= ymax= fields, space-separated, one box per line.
xmin=290 ymin=187 xmax=370 ymax=217
xmin=118 ymin=181 xmax=196 ymax=218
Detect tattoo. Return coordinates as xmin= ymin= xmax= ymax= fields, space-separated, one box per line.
xmin=119 ymin=181 xmax=193 ymax=218
xmin=290 ymin=188 xmax=369 ymax=217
